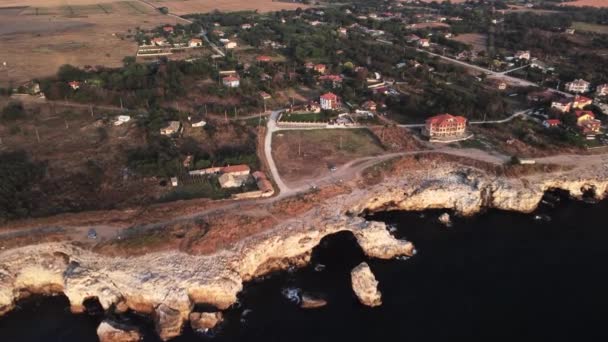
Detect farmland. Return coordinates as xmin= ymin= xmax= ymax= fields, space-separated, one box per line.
xmin=149 ymin=0 xmax=308 ymax=16
xmin=561 ymin=0 xmax=608 ymax=8
xmin=572 ymin=21 xmax=608 ymax=34
xmin=0 ymin=0 xmax=182 ymax=87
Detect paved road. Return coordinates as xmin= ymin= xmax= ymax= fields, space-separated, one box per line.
xmin=416 ymin=49 xmax=570 ymax=96
xmin=264 ymin=110 xmax=291 ymax=195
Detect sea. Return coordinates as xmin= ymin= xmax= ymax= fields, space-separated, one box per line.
xmin=2 ymin=191 xmax=608 ymax=341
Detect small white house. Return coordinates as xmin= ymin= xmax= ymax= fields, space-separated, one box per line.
xmin=222 ymin=76 xmax=240 ymax=88
xmin=114 ymin=115 xmax=131 ymax=126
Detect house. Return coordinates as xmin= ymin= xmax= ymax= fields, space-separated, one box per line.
xmin=241 ymin=23 xmax=252 ymax=29
xmin=515 ymin=50 xmax=531 ymax=60
xmin=418 ymin=39 xmax=430 ymax=48
xmin=550 ymin=98 xmax=573 ymax=113
xmin=163 ymin=25 xmax=174 ymax=34
xmin=222 ymin=76 xmax=240 ymax=88
xmin=320 ymin=92 xmax=339 ymax=110
xmin=68 ymin=81 xmax=81 ymax=90
xmin=152 ymin=37 xmax=167 ymax=46
xmin=160 ymin=121 xmax=182 ymax=136
xmin=114 ymin=115 xmax=131 ymax=126
xmin=313 ymin=64 xmax=327 ymax=74
xmin=188 ymin=38 xmax=203 ymax=47
xmin=361 ymin=100 xmax=377 ymax=111
xmin=572 ymin=95 xmax=593 ymax=109
xmin=318 ymin=74 xmax=343 ymax=88
xmin=212 ymin=29 xmax=225 ymax=37
xmin=256 ymin=55 xmax=272 ymax=63
xmin=189 ymin=114 xmax=206 ymax=128
xmin=225 ymin=41 xmax=238 ymax=49
xmin=259 ymin=91 xmax=272 ymax=100
xmin=252 ymin=171 xmax=273 ymax=194
xmin=575 ymin=111 xmax=601 ymax=134
xmin=543 ymin=119 xmax=561 ymax=128
xmin=304 ymin=62 xmax=314 ymax=69
xmin=565 ymin=28 xmax=576 ymax=35
xmin=597 ymin=84 xmax=608 ymax=96
xmin=338 ymin=27 xmax=348 ymax=35
xmin=218 ymin=173 xmax=249 ymax=188
xmin=170 ymin=177 xmax=178 ymax=187
xmin=565 ymin=79 xmax=591 ymax=93
xmin=222 ymin=164 xmax=251 ymax=176
xmin=405 ymin=34 xmax=420 ymax=43
xmin=423 ymin=114 xmax=467 ymax=140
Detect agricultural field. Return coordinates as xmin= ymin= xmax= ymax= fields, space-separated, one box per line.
xmin=148 ymin=0 xmax=308 ymax=16
xmin=572 ymin=21 xmax=608 ymax=34
xmin=0 ymin=0 xmax=182 ymax=87
xmin=561 ymin=0 xmax=608 ymax=8
xmin=271 ymin=129 xmax=385 ymax=186
xmin=451 ymin=33 xmax=487 ymax=52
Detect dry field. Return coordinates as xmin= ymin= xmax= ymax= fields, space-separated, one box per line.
xmin=272 ymin=129 xmax=385 ymax=186
xmin=0 ymin=0 xmax=181 ymax=87
xmin=561 ymin=0 xmax=608 ymax=7
xmin=451 ymin=33 xmax=487 ymax=52
xmin=149 ymin=0 xmax=308 ymax=16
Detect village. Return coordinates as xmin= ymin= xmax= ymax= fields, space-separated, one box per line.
xmin=2 ymin=0 xmax=608 ymax=218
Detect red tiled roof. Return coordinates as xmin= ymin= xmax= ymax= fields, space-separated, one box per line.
xmin=545 ymin=119 xmax=561 ymax=125
xmin=574 ymin=95 xmax=592 ymax=103
xmin=222 ymin=164 xmax=250 ymax=174
xmin=223 ymin=76 xmax=239 ymax=82
xmin=320 ymin=92 xmax=338 ymax=100
xmin=319 ymin=75 xmax=343 ymax=82
xmin=256 ymin=55 xmax=272 ymax=62
xmin=575 ymin=110 xmax=594 ymax=118
xmin=426 ymin=113 xmax=467 ymax=125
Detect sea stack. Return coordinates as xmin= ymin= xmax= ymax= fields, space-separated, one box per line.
xmin=350 ymin=262 xmax=382 ymax=307
xmin=96 ymin=320 xmax=141 ymax=342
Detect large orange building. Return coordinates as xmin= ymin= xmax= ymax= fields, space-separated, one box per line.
xmin=424 ymin=114 xmax=468 ymax=139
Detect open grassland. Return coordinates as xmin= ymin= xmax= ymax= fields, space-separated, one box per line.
xmin=149 ymin=0 xmax=308 ymax=15
xmin=0 ymin=0 xmax=181 ymax=87
xmin=451 ymin=33 xmax=487 ymax=52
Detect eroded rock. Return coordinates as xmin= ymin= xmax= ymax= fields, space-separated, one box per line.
xmin=189 ymin=312 xmax=223 ymax=331
xmin=300 ymin=293 xmax=327 ymax=309
xmin=97 ymin=320 xmax=141 ymax=342
xmin=351 ymin=262 xmax=382 ymax=307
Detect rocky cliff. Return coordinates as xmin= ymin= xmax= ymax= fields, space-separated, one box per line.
xmin=1 ymin=159 xmax=607 ymax=340
xmin=350 ymin=262 xmax=382 ymax=307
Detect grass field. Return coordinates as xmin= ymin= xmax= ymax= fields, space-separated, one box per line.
xmin=572 ymin=21 xmax=608 ymax=34
xmin=0 ymin=0 xmax=181 ymax=87
xmin=149 ymin=0 xmax=308 ymax=15
xmin=272 ymin=129 xmax=385 ymax=185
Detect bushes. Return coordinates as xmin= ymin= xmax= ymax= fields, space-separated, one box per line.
xmin=0 ymin=151 xmax=46 ymax=221
xmin=1 ymin=101 xmax=26 ymax=121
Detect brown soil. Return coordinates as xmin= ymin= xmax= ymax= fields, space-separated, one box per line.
xmin=271 ymin=129 xmax=385 ymax=186
xmin=0 ymin=0 xmax=181 ymax=86
xmin=561 ymin=0 xmax=608 ymax=8
xmin=451 ymin=33 xmax=487 ymax=52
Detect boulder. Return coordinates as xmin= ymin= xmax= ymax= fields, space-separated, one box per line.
xmin=300 ymin=293 xmax=327 ymax=309
xmin=154 ymin=304 xmax=184 ymax=341
xmin=189 ymin=312 xmax=223 ymax=331
xmin=97 ymin=320 xmax=141 ymax=342
xmin=350 ymin=262 xmax=382 ymax=307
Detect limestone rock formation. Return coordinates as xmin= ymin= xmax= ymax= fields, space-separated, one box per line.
xmin=351 ymin=262 xmax=382 ymax=307
xmin=97 ymin=320 xmax=141 ymax=342
xmin=189 ymin=312 xmax=223 ymax=331
xmin=154 ymin=304 xmax=184 ymax=341
xmin=300 ymin=293 xmax=327 ymax=309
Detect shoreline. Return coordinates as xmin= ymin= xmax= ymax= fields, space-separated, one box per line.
xmin=1 ymin=156 xmax=608 ymax=340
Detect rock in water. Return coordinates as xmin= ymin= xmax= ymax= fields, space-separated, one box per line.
xmin=189 ymin=312 xmax=223 ymax=331
xmin=97 ymin=320 xmax=141 ymax=342
xmin=350 ymin=262 xmax=382 ymax=307
xmin=438 ymin=212 xmax=452 ymax=227
xmin=300 ymin=293 xmax=327 ymax=309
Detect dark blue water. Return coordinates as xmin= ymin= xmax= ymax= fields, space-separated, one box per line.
xmin=3 ymin=194 xmax=608 ymax=341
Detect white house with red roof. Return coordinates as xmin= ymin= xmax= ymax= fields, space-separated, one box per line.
xmin=163 ymin=25 xmax=174 ymax=34
xmin=550 ymin=98 xmax=573 ymax=113
xmin=543 ymin=119 xmax=561 ymax=128
xmin=256 ymin=55 xmax=272 ymax=63
xmin=515 ymin=50 xmax=531 ymax=60
xmin=189 ymin=38 xmax=203 ymax=47
xmin=314 ymin=64 xmax=327 ymax=74
xmin=320 ymin=92 xmax=339 ymax=110
xmin=222 ymin=75 xmax=240 ymax=88
xmin=68 ymin=81 xmax=81 ymax=90
xmin=424 ymin=114 xmax=467 ymax=140
xmin=418 ymin=39 xmax=430 ymax=48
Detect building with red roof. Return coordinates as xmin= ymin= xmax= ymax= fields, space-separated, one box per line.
xmin=313 ymin=64 xmax=327 ymax=74
xmin=256 ymin=55 xmax=272 ymax=63
xmin=424 ymin=114 xmax=467 ymax=139
xmin=320 ymin=92 xmax=339 ymax=110
xmin=550 ymin=98 xmax=572 ymax=113
xmin=163 ymin=25 xmax=174 ymax=34
xmin=68 ymin=81 xmax=81 ymax=90
xmin=543 ymin=119 xmax=561 ymax=128
xmin=573 ymin=95 xmax=593 ymax=109
xmin=222 ymin=76 xmax=240 ymax=88
xmin=222 ymin=164 xmax=251 ymax=176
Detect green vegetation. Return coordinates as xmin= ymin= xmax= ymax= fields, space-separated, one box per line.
xmin=0 ymin=151 xmax=46 ymax=222
xmin=1 ymin=102 xmax=26 ymax=121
